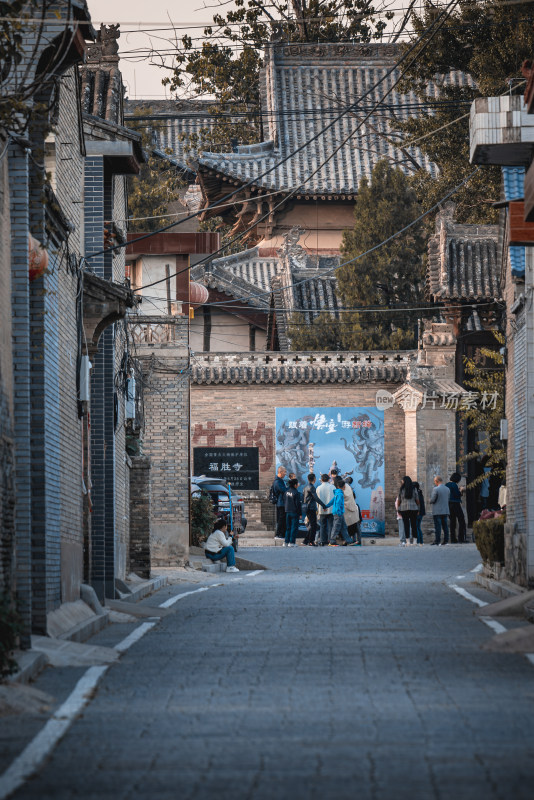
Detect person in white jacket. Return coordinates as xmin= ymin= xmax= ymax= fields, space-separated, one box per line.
xmin=205 ymin=519 xmax=240 ymax=572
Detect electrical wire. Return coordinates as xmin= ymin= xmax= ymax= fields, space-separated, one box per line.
xmin=206 ymin=166 xmax=480 ymax=309
xmin=131 ymin=0 xmax=462 ymax=294
xmin=86 ymin=0 xmax=461 ymax=262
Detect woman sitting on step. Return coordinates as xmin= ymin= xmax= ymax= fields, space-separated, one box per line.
xmin=205 ymin=519 xmax=240 ymax=572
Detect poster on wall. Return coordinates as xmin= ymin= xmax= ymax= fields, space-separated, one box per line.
xmin=275 ymin=407 xmax=385 ymax=536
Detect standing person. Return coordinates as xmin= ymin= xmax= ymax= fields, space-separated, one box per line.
xmin=446 ymin=472 xmax=466 ymax=543
xmin=412 ymin=481 xmax=426 ymax=546
xmin=343 ymin=480 xmax=362 ymax=545
xmin=272 ymin=466 xmax=287 ymax=541
xmin=317 ymin=473 xmax=334 ymax=546
xmin=326 ymin=479 xmax=357 ymax=546
xmin=395 ymin=496 xmax=406 ymax=547
xmin=329 ymin=467 xmax=339 ymax=484
xmin=205 ymin=519 xmax=240 ymax=572
xmin=284 ymin=478 xmax=301 ymax=547
xmin=397 ymin=476 xmax=420 ymax=545
xmin=302 ymin=473 xmax=326 ymax=546
xmin=429 ymin=476 xmax=450 ymax=546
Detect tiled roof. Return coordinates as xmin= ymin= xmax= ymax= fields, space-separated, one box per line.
xmin=510 ymin=245 xmax=526 ymax=278
xmin=427 ymin=204 xmax=501 ymax=302
xmin=191 ymin=351 xmax=412 ymax=385
xmin=205 ymin=246 xmax=281 ymax=291
xmin=197 ymin=42 xmax=469 ymax=194
xmin=502 ymin=166 xmax=525 ymax=201
xmin=124 ymin=99 xmax=227 ymax=172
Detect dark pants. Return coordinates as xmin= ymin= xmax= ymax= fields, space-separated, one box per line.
xmin=304 ymin=510 xmax=317 ymax=544
xmin=319 ymin=514 xmax=333 ymax=545
xmin=433 ymin=514 xmax=449 ymax=544
xmin=276 ymin=505 xmax=286 ymax=538
xmin=348 ymin=521 xmax=361 ymax=544
xmin=449 ymin=502 xmax=466 ymax=543
xmin=400 ymin=510 xmax=418 ymax=542
xmin=285 ymin=512 xmax=299 ymax=544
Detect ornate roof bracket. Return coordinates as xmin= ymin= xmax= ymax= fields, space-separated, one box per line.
xmin=82 ymin=271 xmax=136 ymax=355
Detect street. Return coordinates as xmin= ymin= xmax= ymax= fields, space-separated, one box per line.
xmin=4 ymin=545 xmax=534 ymax=800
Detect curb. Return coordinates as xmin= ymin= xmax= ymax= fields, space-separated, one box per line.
xmin=118 ymin=575 xmax=169 ymax=603
xmin=7 ymin=650 xmax=48 ymax=686
xmin=475 ymin=573 xmax=525 ymax=599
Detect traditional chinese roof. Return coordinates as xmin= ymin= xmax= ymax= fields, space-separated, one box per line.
xmin=427 ymin=204 xmax=501 ymax=302
xmin=196 ymin=245 xmax=282 ymax=291
xmin=191 ymin=351 xmax=412 ymax=385
xmin=197 ymin=42 xmax=469 ymax=197
xmin=124 ymin=99 xmax=224 ymax=172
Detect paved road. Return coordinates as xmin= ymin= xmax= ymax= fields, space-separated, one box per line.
xmin=9 ymin=545 xmax=534 ymax=800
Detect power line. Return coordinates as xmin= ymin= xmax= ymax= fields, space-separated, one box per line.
xmin=88 ymin=0 xmax=461 ymax=263
xmin=206 ymin=166 xmax=479 ymax=309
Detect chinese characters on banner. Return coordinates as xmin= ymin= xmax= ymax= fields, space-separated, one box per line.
xmin=275 ymin=407 xmax=385 ymax=536
xmin=193 ymin=447 xmax=260 ymax=490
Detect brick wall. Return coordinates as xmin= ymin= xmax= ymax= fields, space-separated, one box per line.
xmin=56 ymin=70 xmax=85 ymax=604
xmin=503 ymin=250 xmax=528 ymax=586
xmin=137 ymin=323 xmax=190 ymax=565
xmin=0 ymin=153 xmax=16 ymax=599
xmin=129 ymin=456 xmax=151 ymax=578
xmin=190 ymin=382 xmax=405 ymax=533
xmin=8 ymin=142 xmax=32 ymax=645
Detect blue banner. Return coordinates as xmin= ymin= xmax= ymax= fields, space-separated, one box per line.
xmin=275 ymin=407 xmax=385 ymax=535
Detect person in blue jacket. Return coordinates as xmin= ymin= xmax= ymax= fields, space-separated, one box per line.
xmin=325 ymin=479 xmax=358 ymax=547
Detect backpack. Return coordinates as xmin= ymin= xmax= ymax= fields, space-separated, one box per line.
xmin=268 ymin=482 xmax=278 ymax=505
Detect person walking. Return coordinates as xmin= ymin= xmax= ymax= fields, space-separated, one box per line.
xmin=429 ymin=475 xmax=450 ymax=546
xmin=397 ymin=476 xmax=420 ymax=545
xmin=446 ymin=472 xmax=466 ymax=543
xmin=343 ymin=480 xmax=362 ymax=545
xmin=317 ymin=473 xmax=334 ymax=546
xmin=272 ymin=466 xmax=287 ymax=541
xmin=413 ymin=481 xmax=426 ymax=546
xmin=302 ymin=473 xmax=326 ymax=546
xmin=284 ymin=478 xmax=302 ymax=547
xmin=395 ymin=496 xmax=406 ymax=546
xmin=326 ymin=479 xmax=357 ymax=546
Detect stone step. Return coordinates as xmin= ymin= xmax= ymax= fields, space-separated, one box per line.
xmin=202 ymin=562 xmax=227 ymax=573
xmin=238 ymin=538 xmax=276 ymax=547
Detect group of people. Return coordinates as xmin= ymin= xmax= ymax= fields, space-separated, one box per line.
xmin=272 ymin=466 xmax=362 ymax=547
xmin=396 ymin=473 xmax=467 ymax=547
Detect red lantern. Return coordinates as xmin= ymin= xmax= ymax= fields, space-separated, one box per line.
xmin=28 ymin=235 xmax=48 ymax=281
xmin=188 ymin=281 xmax=209 ymax=309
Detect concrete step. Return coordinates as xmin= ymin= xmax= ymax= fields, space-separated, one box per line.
xmin=202 ymin=562 xmax=227 ymax=573
xmin=239 ymin=538 xmax=276 ymax=547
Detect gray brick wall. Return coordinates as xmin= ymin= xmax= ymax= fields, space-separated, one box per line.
xmin=0 ymin=153 xmax=16 ymax=600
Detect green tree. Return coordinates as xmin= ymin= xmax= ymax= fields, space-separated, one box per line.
xmin=460 ymin=334 xmax=506 ymax=490
xmin=333 ymin=159 xmax=426 ymax=350
xmin=394 ymin=0 xmax=534 ymax=223
xmin=128 ymin=107 xmax=185 ymax=233
xmin=163 ymin=0 xmax=393 ymax=150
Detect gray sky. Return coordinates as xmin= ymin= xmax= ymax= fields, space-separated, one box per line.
xmin=87 ymin=0 xmax=416 ymax=100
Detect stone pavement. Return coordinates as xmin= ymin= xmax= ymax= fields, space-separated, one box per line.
xmin=4 ymin=545 xmax=534 ymax=800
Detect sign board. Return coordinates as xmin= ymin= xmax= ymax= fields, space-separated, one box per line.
xmin=275 ymin=406 xmax=385 ymax=535
xmin=193 ymin=447 xmax=259 ymax=491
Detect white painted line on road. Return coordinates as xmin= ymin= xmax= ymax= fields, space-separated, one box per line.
xmin=0 ymin=665 xmax=108 ymax=800
xmin=456 ymin=575 xmax=466 ymax=580
xmin=245 ymin=570 xmax=263 ymax=577
xmin=159 ymin=587 xmax=209 ymax=608
xmin=479 ymin=616 xmax=507 ymax=635
xmin=448 ymin=584 xmax=488 ymax=608
xmin=114 ymin=621 xmax=156 ymax=653
xmin=470 ymin=563 xmax=483 ymax=573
